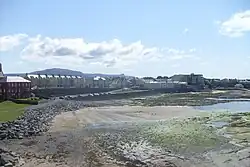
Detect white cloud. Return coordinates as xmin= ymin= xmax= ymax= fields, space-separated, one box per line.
xmin=182 ymin=28 xmax=189 ymax=34
xmin=0 ymin=34 xmax=199 ymax=68
xmin=20 ymin=35 xmax=164 ymax=68
xmin=0 ymin=34 xmax=28 ymax=51
xmin=171 ymin=63 xmax=181 ymax=68
xmin=218 ymin=10 xmax=250 ymax=37
xmin=164 ymin=48 xmax=198 ymax=60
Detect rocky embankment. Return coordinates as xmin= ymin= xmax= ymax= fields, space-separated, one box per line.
xmin=0 ymin=100 xmax=94 ymax=140
xmin=0 ymin=147 xmax=24 ymax=167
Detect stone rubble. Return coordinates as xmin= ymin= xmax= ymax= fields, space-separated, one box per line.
xmin=0 ymin=147 xmax=24 ymax=167
xmin=0 ymin=100 xmax=94 ymax=140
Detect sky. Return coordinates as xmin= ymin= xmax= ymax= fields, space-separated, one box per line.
xmin=0 ymin=0 xmax=250 ymax=78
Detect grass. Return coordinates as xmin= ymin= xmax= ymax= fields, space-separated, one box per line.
xmin=19 ymin=97 xmax=40 ymax=101
xmin=0 ymin=101 xmax=29 ymax=122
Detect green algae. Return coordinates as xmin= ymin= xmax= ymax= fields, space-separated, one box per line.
xmin=138 ymin=118 xmax=226 ymax=154
xmin=207 ymin=111 xmax=250 ymax=146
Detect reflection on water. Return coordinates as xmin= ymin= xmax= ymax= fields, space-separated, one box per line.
xmin=206 ymin=121 xmax=229 ymax=128
xmin=206 ymin=98 xmax=250 ymax=101
xmin=194 ymin=101 xmax=250 ymax=112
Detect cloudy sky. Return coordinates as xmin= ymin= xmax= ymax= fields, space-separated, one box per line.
xmin=0 ymin=0 xmax=250 ymax=78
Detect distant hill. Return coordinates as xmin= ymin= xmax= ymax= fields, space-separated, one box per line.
xmin=6 ymin=68 xmax=126 ymax=78
xmin=30 ymin=68 xmax=83 ymax=76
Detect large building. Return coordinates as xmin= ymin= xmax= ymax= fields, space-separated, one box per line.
xmin=142 ymin=79 xmax=187 ymax=89
xmin=0 ymin=63 xmax=31 ymax=100
xmin=24 ymin=73 xmax=131 ymax=89
xmin=25 ymin=74 xmax=85 ymax=88
xmin=171 ymin=73 xmax=205 ymax=86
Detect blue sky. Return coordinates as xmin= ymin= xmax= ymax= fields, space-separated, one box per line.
xmin=0 ymin=0 xmax=250 ymax=78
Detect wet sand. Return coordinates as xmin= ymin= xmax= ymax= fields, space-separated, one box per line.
xmin=3 ymin=104 xmax=250 ymax=167
xmin=49 ymin=106 xmax=200 ymax=132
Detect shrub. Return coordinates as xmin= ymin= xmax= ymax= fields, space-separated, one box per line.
xmin=9 ymin=98 xmax=38 ymax=105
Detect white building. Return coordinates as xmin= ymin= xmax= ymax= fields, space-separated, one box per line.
xmin=109 ymin=77 xmax=129 ymax=89
xmin=25 ymin=74 xmax=102 ymax=88
xmin=142 ymin=79 xmax=187 ymax=90
xmin=93 ymin=76 xmax=106 ymax=88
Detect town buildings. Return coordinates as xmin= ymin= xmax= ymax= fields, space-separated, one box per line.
xmin=0 ymin=63 xmax=31 ymax=100
xmin=142 ymin=78 xmax=187 ymax=89
xmin=0 ymin=61 xmax=207 ymax=97
xmin=170 ymin=73 xmax=205 ymax=86
xmin=25 ymin=74 xmax=85 ymax=88
xmin=138 ymin=73 xmax=205 ymax=90
xmin=24 ymin=74 xmax=130 ymax=89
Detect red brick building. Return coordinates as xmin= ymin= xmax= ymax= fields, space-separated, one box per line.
xmin=0 ymin=63 xmax=31 ymax=100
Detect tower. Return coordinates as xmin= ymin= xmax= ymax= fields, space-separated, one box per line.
xmin=0 ymin=63 xmax=4 ymax=78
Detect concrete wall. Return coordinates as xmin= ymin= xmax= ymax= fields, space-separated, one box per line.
xmin=32 ymin=87 xmax=117 ymax=98
xmin=69 ymin=87 xmax=194 ymax=101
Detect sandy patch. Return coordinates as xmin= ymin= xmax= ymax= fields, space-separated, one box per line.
xmin=49 ymin=105 xmax=200 ymax=132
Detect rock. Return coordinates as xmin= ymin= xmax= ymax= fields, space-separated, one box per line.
xmin=0 ymin=148 xmax=21 ymax=167
xmin=0 ymin=132 xmax=7 ymax=140
xmin=0 ymin=100 xmax=89 ymax=140
xmin=0 ymin=154 xmax=15 ymax=164
xmin=4 ymin=162 xmax=12 ymax=167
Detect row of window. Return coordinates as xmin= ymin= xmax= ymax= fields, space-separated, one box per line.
xmin=8 ymin=82 xmax=30 ymax=87
xmin=0 ymin=88 xmax=22 ymax=93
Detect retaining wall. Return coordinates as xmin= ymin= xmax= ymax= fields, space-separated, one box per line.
xmin=32 ymin=88 xmax=117 ymax=98
xmin=70 ymin=87 xmax=194 ymax=101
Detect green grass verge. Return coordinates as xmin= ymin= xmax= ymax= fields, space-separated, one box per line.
xmin=0 ymin=101 xmax=29 ymax=122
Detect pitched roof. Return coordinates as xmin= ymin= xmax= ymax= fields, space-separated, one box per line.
xmin=0 ymin=76 xmax=31 ymax=83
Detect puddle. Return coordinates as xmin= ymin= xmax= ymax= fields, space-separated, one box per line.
xmin=206 ymin=121 xmax=229 ymax=128
xmin=206 ymin=98 xmax=250 ymax=101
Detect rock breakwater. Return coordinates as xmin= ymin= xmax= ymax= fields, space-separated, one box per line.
xmin=0 ymin=147 xmax=24 ymax=167
xmin=0 ymin=100 xmax=93 ymax=140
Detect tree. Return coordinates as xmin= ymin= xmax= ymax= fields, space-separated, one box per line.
xmin=156 ymin=76 xmax=163 ymax=79
xmin=142 ymin=77 xmax=155 ymax=80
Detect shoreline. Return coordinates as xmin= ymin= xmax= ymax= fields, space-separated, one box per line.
xmin=1 ymin=90 xmax=250 ymax=167
xmin=49 ymin=105 xmax=201 ymax=132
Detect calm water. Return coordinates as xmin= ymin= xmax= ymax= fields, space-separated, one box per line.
xmin=194 ymin=101 xmax=250 ymax=112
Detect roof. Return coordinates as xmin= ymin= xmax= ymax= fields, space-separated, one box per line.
xmin=27 ymin=74 xmax=39 ymax=78
xmin=0 ymin=76 xmax=31 ymax=83
xmin=94 ymin=76 xmax=106 ymax=80
xmin=171 ymin=74 xmax=203 ymax=78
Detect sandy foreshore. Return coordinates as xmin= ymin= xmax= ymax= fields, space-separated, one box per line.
xmin=49 ymin=105 xmax=201 ymax=132
xmin=2 ymin=100 xmax=250 ymax=167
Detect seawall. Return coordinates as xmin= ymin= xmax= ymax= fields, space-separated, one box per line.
xmin=68 ymin=87 xmax=194 ymax=101
xmin=32 ymin=88 xmax=117 ymax=98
